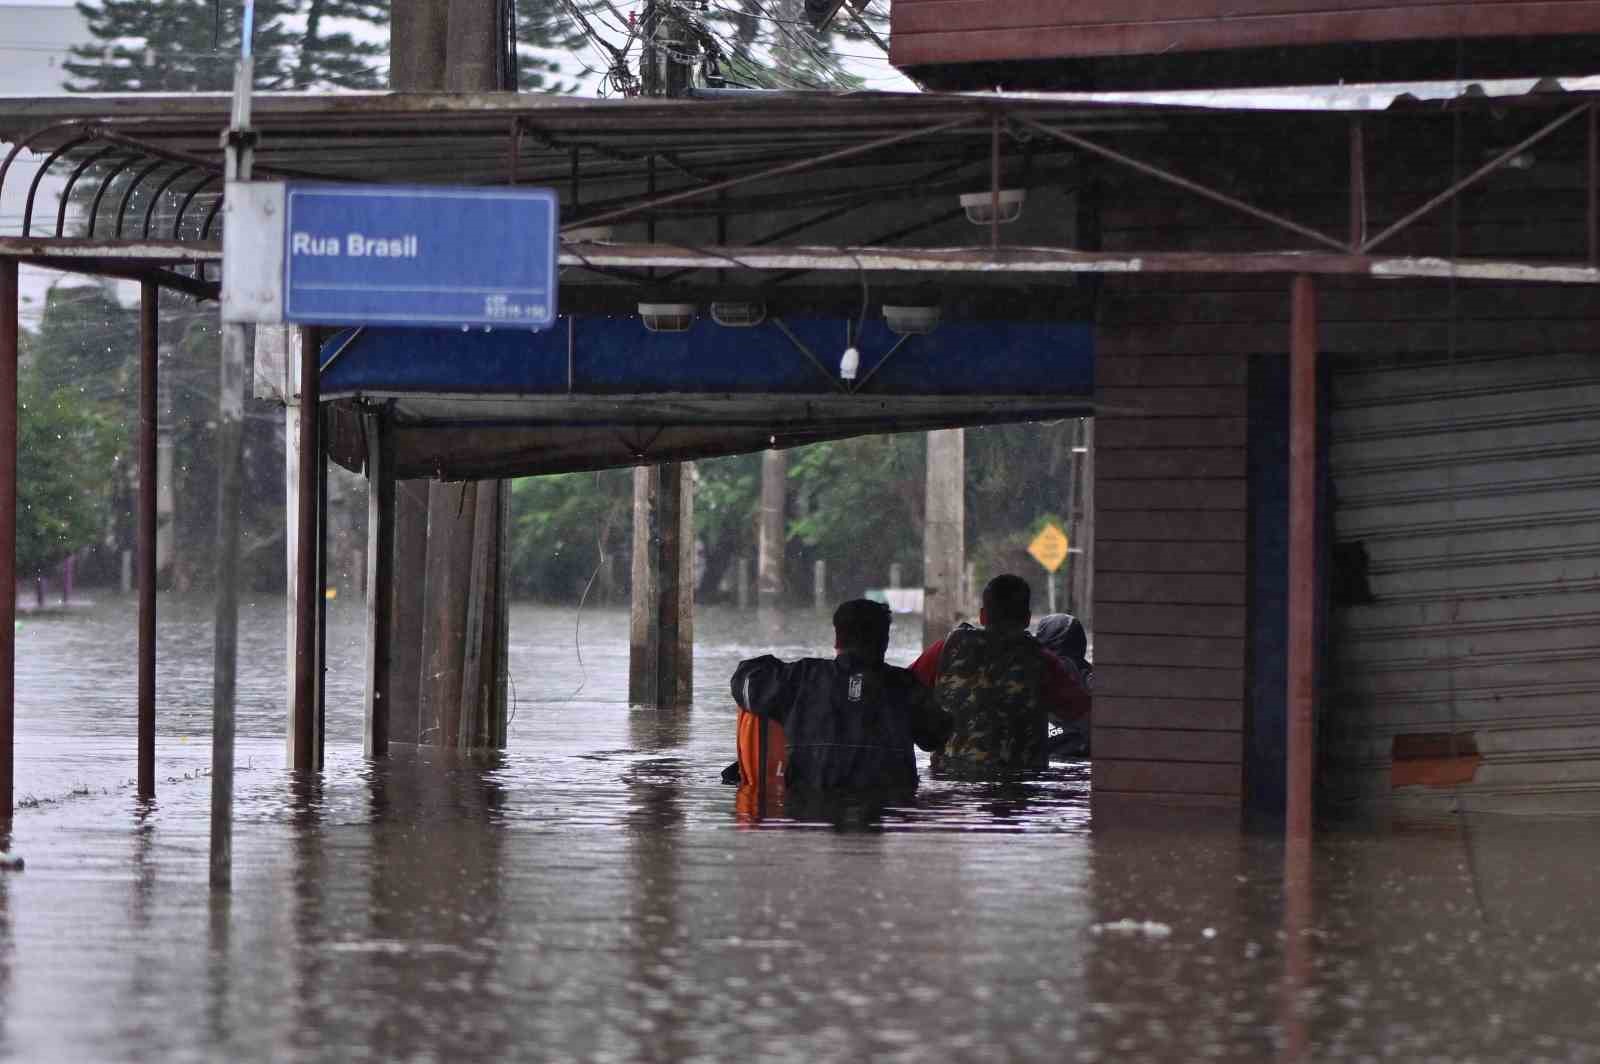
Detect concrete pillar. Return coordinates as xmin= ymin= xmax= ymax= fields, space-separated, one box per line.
xmin=630 ymin=463 xmax=694 ymax=707
xmin=446 ymin=0 xmax=500 ymax=92
xmin=391 ymin=0 xmax=447 ymax=91
xmin=888 ymin=563 xmax=903 ymax=589
xmin=384 ymin=0 xmax=509 ymax=751
xmin=813 ymin=560 xmax=827 ymax=610
xmin=757 ymin=449 xmax=786 ymax=606
xmin=736 ymin=557 xmax=750 ymax=610
xmin=419 ymin=481 xmax=478 ymax=746
xmin=363 ymin=413 xmax=394 ymax=758
xmin=922 ymin=428 xmax=966 ymax=647
xmin=388 ymin=479 xmax=429 ymax=744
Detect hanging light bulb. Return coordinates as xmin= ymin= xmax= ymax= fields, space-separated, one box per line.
xmin=839 ymin=345 xmax=860 ymax=381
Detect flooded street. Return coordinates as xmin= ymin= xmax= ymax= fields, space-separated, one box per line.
xmin=4 ymin=597 xmax=1600 ymax=1061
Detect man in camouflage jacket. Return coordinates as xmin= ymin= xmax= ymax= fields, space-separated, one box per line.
xmin=910 ymin=574 xmax=1090 ymax=774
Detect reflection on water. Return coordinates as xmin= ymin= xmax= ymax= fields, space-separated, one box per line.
xmin=5 ymin=596 xmax=1600 ymax=1060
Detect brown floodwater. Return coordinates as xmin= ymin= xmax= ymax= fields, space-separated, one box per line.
xmin=4 ymin=595 xmax=1600 ymax=1062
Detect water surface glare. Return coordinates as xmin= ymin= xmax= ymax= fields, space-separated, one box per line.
xmin=6 ymin=597 xmax=1600 ymax=1061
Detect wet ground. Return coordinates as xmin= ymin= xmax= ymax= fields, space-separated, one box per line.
xmin=6 ymin=596 xmax=1600 ymax=1061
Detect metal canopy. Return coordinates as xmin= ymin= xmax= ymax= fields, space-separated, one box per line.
xmin=6 ymin=85 xmax=1600 ymax=304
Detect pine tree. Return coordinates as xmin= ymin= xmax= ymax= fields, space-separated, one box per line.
xmin=291 ymin=0 xmax=390 ymax=89
xmin=64 ymin=0 xmax=299 ymax=92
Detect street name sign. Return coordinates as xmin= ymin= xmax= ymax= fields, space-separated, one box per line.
xmin=1027 ymin=523 xmax=1069 ymax=573
xmin=222 ymin=181 xmax=559 ymax=330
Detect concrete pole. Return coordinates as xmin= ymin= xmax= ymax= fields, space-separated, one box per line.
xmin=630 ymin=464 xmax=694 ymax=707
xmin=419 ymin=482 xmax=478 ymax=746
xmin=1287 ymin=275 xmax=1318 ymax=842
xmin=137 ymin=281 xmax=158 ymax=799
xmin=0 ymin=258 xmax=16 ymax=823
xmin=736 ymin=557 xmax=750 ymax=610
xmin=1074 ymin=419 xmax=1096 ymax=630
xmin=813 ymin=560 xmax=827 ymax=610
xmin=922 ymin=428 xmax=966 ymax=647
xmin=757 ymin=449 xmax=787 ymax=606
xmin=387 ymin=0 xmax=510 ymax=750
xmin=391 ymin=0 xmax=447 ymax=90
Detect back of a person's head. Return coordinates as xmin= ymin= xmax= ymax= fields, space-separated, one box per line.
xmin=833 ymin=598 xmax=892 ymax=661
xmin=981 ymin=574 xmax=1032 ymax=631
xmin=1035 ymin=612 xmax=1088 ymax=662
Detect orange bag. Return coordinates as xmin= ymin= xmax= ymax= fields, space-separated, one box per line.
xmin=736 ymin=709 xmax=786 ymax=791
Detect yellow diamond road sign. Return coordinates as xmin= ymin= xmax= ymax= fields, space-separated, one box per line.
xmin=1028 ymin=523 xmax=1070 ymax=574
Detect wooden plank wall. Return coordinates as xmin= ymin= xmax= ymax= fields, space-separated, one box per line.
xmin=1091 ymin=270 xmax=1254 ymax=809
xmin=890 ymin=0 xmax=1600 ymax=69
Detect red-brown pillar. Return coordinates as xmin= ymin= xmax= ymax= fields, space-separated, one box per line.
xmin=292 ymin=326 xmax=320 ymax=771
xmin=1287 ymin=274 xmax=1318 ymax=842
xmin=138 ymin=281 xmax=158 ymax=799
xmin=0 ymin=259 xmax=16 ymax=822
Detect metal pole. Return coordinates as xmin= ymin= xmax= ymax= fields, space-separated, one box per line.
xmin=212 ymin=37 xmax=256 ymax=890
xmin=315 ymin=398 xmax=327 ymax=773
xmin=1287 ymin=275 xmax=1318 ymax=843
xmin=138 ymin=280 xmax=158 ymax=800
xmin=0 ymin=258 xmax=16 ymax=823
xmin=292 ymin=326 xmax=318 ymax=772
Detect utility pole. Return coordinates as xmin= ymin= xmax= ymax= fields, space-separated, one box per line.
xmin=382 ymin=0 xmax=512 ymax=751
xmin=756 ymin=449 xmax=786 ymax=607
xmin=629 ymin=0 xmax=701 ymax=706
xmin=923 ymin=428 xmax=966 ymax=647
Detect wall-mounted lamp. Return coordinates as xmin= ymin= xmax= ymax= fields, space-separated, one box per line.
xmin=711 ymin=301 xmax=766 ymax=328
xmin=959 ymin=188 xmax=1026 ymax=226
xmin=883 ymin=304 xmax=941 ymax=336
xmin=638 ymin=302 xmax=697 ymax=333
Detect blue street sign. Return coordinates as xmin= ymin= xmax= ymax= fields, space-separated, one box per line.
xmin=282 ymin=183 xmax=559 ymax=330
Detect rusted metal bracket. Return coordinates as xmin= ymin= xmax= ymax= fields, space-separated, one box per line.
xmin=1013 ymin=112 xmax=1349 ymax=253
xmin=563 ymin=114 xmax=981 ymax=233
xmin=1361 ymin=102 xmax=1589 ymax=254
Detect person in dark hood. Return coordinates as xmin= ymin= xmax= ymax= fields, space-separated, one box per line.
xmin=1034 ymin=612 xmax=1093 ymax=759
xmin=728 ymin=598 xmax=953 ymax=791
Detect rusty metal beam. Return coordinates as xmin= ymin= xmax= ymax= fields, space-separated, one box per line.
xmin=1348 ymin=117 xmax=1366 ymax=252
xmin=293 ymin=326 xmax=319 ymax=773
xmin=114 ymin=159 xmax=169 ymax=239
xmin=56 ymin=148 xmax=122 ymax=237
xmin=0 ymin=259 xmax=14 ymax=823
xmin=141 ymin=165 xmax=198 ymax=239
xmin=1014 ymin=112 xmax=1350 ymax=253
xmin=20 ymin=136 xmax=90 ymax=237
xmin=1287 ymin=274 xmax=1317 ymax=843
xmin=1361 ymin=103 xmax=1589 ymax=254
xmin=138 ymin=281 xmax=158 ymax=801
xmin=564 ymin=115 xmax=981 ymax=233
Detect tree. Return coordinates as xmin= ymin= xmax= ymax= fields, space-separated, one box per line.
xmin=65 ymin=0 xmax=299 ymax=93
xmin=292 ymin=0 xmax=390 ymax=89
xmin=17 ymin=372 xmax=118 ymax=583
xmin=508 ymin=470 xmax=631 ymax=601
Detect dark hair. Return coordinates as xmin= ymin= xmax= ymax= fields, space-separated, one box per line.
xmin=833 ymin=598 xmax=892 ymax=660
xmin=981 ymin=574 xmax=1032 ymax=630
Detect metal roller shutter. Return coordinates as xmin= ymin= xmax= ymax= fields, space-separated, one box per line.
xmin=1327 ymin=348 xmax=1600 ymax=812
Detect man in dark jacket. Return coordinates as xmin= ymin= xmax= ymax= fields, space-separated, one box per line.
xmin=910 ymin=574 xmax=1090 ymax=774
xmin=730 ymin=599 xmax=952 ymax=790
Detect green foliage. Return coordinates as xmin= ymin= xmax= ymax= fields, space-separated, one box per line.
xmin=17 ymin=372 xmax=118 ymax=578
xmin=787 ymin=433 xmax=925 ymax=596
xmin=509 ymin=470 xmax=632 ymax=600
xmin=66 ymin=0 xmax=388 ymax=93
